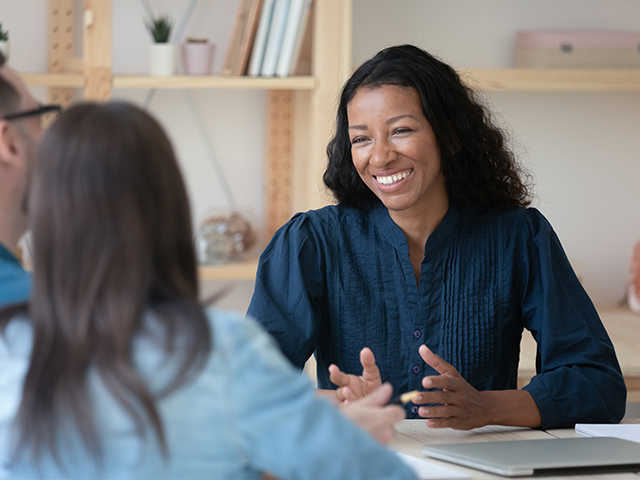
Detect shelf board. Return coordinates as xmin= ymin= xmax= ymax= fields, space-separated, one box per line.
xmin=113 ymin=75 xmax=316 ymax=90
xmin=198 ymin=258 xmax=258 ymax=281
xmin=19 ymin=73 xmax=84 ymax=88
xmin=20 ymin=70 xmax=640 ymax=92
xmin=463 ymin=68 xmax=640 ymax=92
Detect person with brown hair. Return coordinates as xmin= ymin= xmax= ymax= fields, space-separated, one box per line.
xmin=0 ymin=101 xmax=416 ymax=479
xmin=0 ymin=51 xmax=59 ymax=307
xmin=248 ymin=44 xmax=626 ymax=430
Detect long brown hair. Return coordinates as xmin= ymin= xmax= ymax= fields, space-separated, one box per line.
xmin=3 ymin=101 xmax=211 ymax=465
xmin=324 ymin=44 xmax=533 ymax=210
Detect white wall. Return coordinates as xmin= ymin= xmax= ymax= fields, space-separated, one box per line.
xmin=352 ymin=0 xmax=640 ymax=307
xmin=2 ymin=0 xmax=639 ymax=307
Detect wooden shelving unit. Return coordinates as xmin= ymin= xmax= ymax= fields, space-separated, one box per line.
xmin=23 ymin=0 xmax=352 ymax=281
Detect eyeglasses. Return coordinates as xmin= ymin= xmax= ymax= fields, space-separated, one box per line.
xmin=1 ymin=104 xmax=62 ymax=128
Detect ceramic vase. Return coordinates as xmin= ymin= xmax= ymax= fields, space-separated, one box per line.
xmin=0 ymin=41 xmax=10 ymax=62
xmin=148 ymin=43 xmax=177 ymax=76
xmin=181 ymin=42 xmax=215 ymax=75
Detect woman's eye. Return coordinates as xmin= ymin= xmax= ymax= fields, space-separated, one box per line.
xmin=350 ymin=137 xmax=366 ymax=145
xmin=394 ymin=128 xmax=411 ymax=135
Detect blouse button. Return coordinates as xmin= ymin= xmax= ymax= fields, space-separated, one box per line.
xmin=412 ymin=365 xmax=421 ymax=374
xmin=411 ymin=405 xmax=419 ymax=415
xmin=412 ymin=330 xmax=422 ymax=339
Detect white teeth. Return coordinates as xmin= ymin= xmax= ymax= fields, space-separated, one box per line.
xmin=377 ymin=171 xmax=409 ymax=185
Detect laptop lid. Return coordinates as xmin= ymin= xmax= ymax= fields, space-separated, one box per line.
xmin=421 ymin=437 xmax=640 ymax=477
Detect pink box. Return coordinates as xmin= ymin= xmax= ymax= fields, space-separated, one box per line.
xmin=514 ymin=31 xmax=640 ymax=68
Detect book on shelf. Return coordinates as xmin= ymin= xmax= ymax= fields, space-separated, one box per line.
xmin=222 ymin=0 xmax=264 ymax=76
xmin=275 ymin=0 xmax=313 ymax=77
xmin=290 ymin=1 xmax=313 ymax=76
xmin=259 ymin=0 xmax=291 ymax=76
xmin=247 ymin=0 xmax=276 ymax=76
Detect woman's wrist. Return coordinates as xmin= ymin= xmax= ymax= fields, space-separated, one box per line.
xmin=483 ymin=390 xmax=542 ymax=428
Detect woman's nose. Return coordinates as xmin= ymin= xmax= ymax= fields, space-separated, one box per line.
xmin=370 ymin=137 xmax=397 ymax=167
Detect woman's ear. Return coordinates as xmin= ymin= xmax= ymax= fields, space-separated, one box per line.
xmin=0 ymin=120 xmax=21 ymax=165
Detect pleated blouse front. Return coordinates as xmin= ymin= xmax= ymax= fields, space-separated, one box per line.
xmin=248 ymin=202 xmax=626 ymax=427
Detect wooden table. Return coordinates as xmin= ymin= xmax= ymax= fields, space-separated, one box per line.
xmin=390 ymin=419 xmax=640 ymax=479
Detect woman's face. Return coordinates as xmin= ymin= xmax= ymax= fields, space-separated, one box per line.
xmin=347 ymin=84 xmax=448 ymax=219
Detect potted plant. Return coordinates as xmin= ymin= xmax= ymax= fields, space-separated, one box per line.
xmin=145 ymin=14 xmax=176 ymax=76
xmin=0 ymin=23 xmax=9 ymax=61
xmin=181 ymin=37 xmax=216 ymax=76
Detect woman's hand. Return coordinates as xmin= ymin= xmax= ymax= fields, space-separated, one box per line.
xmin=328 ymin=347 xmax=382 ymax=404
xmin=341 ymin=383 xmax=405 ymax=444
xmin=413 ymin=345 xmax=495 ymax=430
xmin=413 ymin=345 xmax=541 ymax=430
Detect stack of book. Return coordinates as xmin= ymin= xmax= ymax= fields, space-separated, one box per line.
xmin=222 ymin=0 xmax=314 ymax=77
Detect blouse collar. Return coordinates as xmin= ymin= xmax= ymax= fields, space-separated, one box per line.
xmin=371 ymin=200 xmax=461 ymax=255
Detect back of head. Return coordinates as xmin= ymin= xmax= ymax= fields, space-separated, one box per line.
xmin=13 ymin=101 xmax=211 ymax=466
xmin=31 ymin=101 xmax=198 ymax=309
xmin=324 ymin=44 xmax=532 ymax=210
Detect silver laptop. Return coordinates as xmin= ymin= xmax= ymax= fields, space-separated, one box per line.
xmin=422 ymin=437 xmax=640 ymax=477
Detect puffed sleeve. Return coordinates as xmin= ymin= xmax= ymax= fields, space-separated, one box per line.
xmin=517 ymin=209 xmax=626 ymax=428
xmin=223 ymin=312 xmax=417 ymax=480
xmin=247 ymin=213 xmax=326 ymax=369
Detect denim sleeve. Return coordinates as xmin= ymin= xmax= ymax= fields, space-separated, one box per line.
xmin=518 ymin=209 xmax=626 ymax=428
xmin=247 ymin=213 xmax=325 ymax=369
xmin=224 ymin=313 xmax=417 ymax=480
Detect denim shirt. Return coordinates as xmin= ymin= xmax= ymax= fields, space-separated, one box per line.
xmin=248 ymin=202 xmax=626 ymax=428
xmin=0 ymin=308 xmax=416 ymax=479
xmin=0 ymin=244 xmax=30 ymax=307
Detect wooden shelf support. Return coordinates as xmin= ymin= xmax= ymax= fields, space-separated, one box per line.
xmin=48 ymin=0 xmax=76 ymax=108
xmin=83 ymin=0 xmax=111 ymax=101
xmin=265 ymin=90 xmax=294 ymax=239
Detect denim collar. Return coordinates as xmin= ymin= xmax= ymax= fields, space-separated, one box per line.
xmin=0 ymin=243 xmax=22 ymax=267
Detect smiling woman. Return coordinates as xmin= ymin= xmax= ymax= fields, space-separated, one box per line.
xmin=247 ymin=44 xmax=626 ymax=431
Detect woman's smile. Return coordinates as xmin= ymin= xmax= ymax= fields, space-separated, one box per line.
xmin=374 ymin=169 xmax=412 ymax=186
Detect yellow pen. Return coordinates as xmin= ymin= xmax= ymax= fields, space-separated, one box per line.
xmin=388 ymin=390 xmax=420 ymax=405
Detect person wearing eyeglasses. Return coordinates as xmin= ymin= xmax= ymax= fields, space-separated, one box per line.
xmin=0 ymin=52 xmax=60 ymax=307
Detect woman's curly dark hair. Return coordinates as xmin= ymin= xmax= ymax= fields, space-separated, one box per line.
xmin=323 ymin=44 xmax=533 ymax=210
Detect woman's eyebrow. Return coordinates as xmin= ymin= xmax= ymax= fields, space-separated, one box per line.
xmin=386 ymin=114 xmax=416 ymax=124
xmin=349 ymin=114 xmax=417 ymax=131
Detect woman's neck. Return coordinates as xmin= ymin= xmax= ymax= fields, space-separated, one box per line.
xmin=389 ymin=196 xmax=449 ymax=251
xmin=389 ymin=196 xmax=449 ymax=287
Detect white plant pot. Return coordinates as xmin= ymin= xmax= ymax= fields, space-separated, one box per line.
xmin=0 ymin=41 xmax=10 ymax=62
xmin=148 ymin=43 xmax=177 ymax=76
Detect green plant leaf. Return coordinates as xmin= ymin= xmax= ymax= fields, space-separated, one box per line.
xmin=144 ymin=14 xmax=172 ymax=43
xmin=0 ymin=23 xmax=9 ymax=42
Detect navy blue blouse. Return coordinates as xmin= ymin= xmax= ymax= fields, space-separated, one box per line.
xmin=247 ymin=202 xmax=626 ymax=428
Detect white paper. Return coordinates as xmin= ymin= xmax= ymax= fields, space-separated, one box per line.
xmin=396 ymin=452 xmax=471 ymax=480
xmin=575 ymin=423 xmax=640 ymax=443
